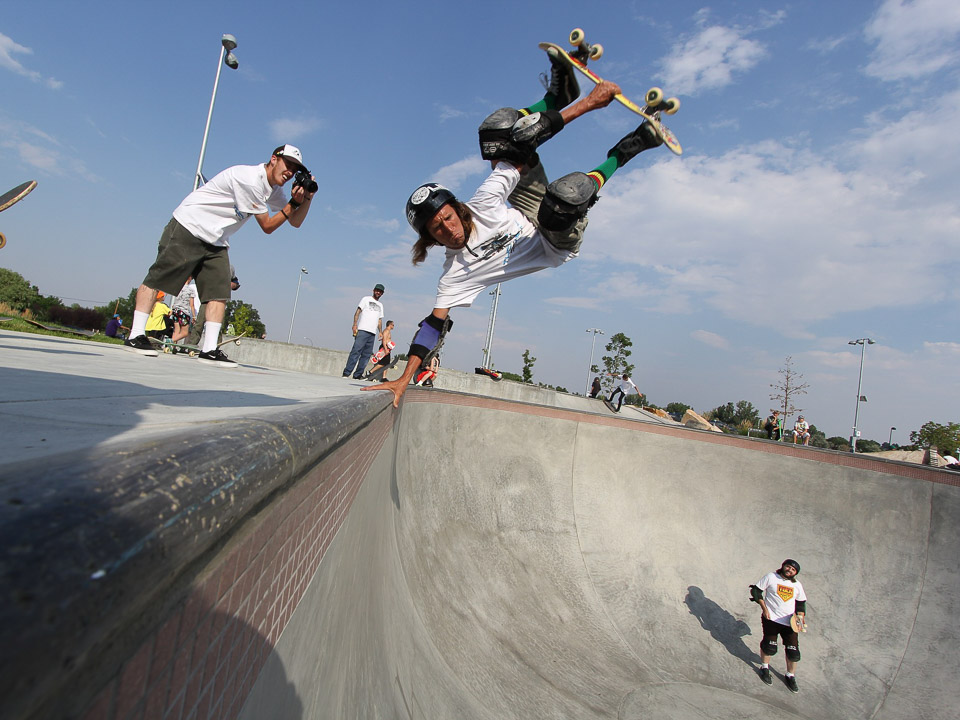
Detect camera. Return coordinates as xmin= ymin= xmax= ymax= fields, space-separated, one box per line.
xmin=293 ymin=169 xmax=318 ymax=194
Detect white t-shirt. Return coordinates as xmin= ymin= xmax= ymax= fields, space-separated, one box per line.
xmin=434 ymin=163 xmax=575 ymax=309
xmin=616 ymin=377 xmax=639 ymax=395
xmin=756 ymin=571 xmax=807 ymax=626
xmin=172 ymin=163 xmax=287 ymax=247
xmin=355 ymin=296 xmax=384 ymax=334
xmin=794 ymin=420 xmax=810 ymax=434
xmin=172 ymin=279 xmax=199 ymax=318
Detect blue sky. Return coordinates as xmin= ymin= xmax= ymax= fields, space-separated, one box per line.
xmin=2 ymin=0 xmax=958 ymax=445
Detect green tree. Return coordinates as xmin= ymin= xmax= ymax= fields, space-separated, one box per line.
xmin=0 ymin=267 xmax=41 ymax=312
xmin=600 ymin=332 xmax=634 ymax=391
xmin=666 ymin=402 xmax=691 ymax=417
xmin=910 ymin=421 xmax=960 ymax=455
xmin=826 ymin=436 xmax=850 ymax=451
xmin=225 ymin=301 xmax=266 ymax=338
xmin=710 ymin=400 xmax=759 ymax=427
xmin=500 ymin=370 xmax=523 ymax=383
xmin=94 ymin=287 xmax=137 ymax=327
xmin=521 ymin=349 xmax=536 ymax=383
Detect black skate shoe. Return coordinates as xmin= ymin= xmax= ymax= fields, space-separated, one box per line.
xmin=784 ymin=675 xmax=799 ymax=693
xmin=543 ymin=46 xmax=580 ymax=109
xmin=758 ymin=667 xmax=773 ymax=685
xmin=537 ymin=171 xmax=598 ymax=232
xmin=608 ymin=121 xmax=663 ymax=167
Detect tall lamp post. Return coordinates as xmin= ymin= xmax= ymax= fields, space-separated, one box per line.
xmin=481 ymin=284 xmax=502 ymax=369
xmin=194 ymin=34 xmax=239 ymax=190
xmin=889 ymin=426 xmax=896 ymax=447
xmin=585 ymin=328 xmax=604 ymax=395
xmin=848 ymin=337 xmax=875 ymax=452
xmin=287 ymin=267 xmax=308 ymax=343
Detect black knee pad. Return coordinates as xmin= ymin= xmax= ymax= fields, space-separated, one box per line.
xmin=512 ymin=109 xmax=564 ymax=148
xmin=785 ymin=645 xmax=801 ymax=662
xmin=537 ymin=171 xmax=597 ymax=232
xmin=479 ymin=108 xmax=527 ymax=163
xmin=761 ymin=638 xmax=778 ymax=656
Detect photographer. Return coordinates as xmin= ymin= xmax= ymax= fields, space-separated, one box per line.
xmin=122 ymin=145 xmax=316 ymax=366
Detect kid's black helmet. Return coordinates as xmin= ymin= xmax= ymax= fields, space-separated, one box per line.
xmin=406 ymin=183 xmax=456 ymax=232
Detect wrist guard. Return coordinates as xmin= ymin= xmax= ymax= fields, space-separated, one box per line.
xmin=795 ymin=600 xmax=806 ymax=614
xmin=288 ymin=198 xmax=302 ymax=210
xmin=409 ymin=314 xmax=452 ymax=360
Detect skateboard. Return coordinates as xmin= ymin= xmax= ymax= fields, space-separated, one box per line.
xmin=23 ymin=318 xmax=96 ymax=337
xmin=0 ymin=180 xmax=38 ymax=249
xmin=0 ymin=180 xmax=36 ymax=213
xmin=603 ymin=397 xmax=620 ymax=413
xmin=475 ymin=367 xmax=503 ymax=381
xmin=369 ymin=340 xmax=396 ymax=365
xmin=539 ymin=29 xmax=682 ymax=155
xmin=790 ymin=614 xmax=807 ymax=633
xmin=366 ymin=355 xmax=400 ymax=382
xmin=150 ymin=330 xmax=248 ymax=357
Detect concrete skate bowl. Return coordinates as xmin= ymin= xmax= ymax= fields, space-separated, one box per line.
xmin=240 ymin=392 xmax=960 ymax=720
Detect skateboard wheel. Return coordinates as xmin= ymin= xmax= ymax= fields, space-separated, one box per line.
xmin=569 ymin=28 xmax=584 ymax=46
xmin=234 ymin=339 xmax=241 ymax=346
xmin=188 ymin=350 xmax=197 ymax=357
xmin=661 ymin=97 xmax=680 ymax=115
xmin=589 ymin=43 xmax=603 ymax=60
xmin=645 ymin=87 xmax=663 ymax=107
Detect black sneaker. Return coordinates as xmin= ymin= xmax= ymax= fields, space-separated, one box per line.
xmin=608 ymin=121 xmax=663 ymax=167
xmin=545 ymin=46 xmax=580 ymax=108
xmin=124 ymin=335 xmax=158 ymax=356
xmin=784 ymin=675 xmax=799 ymax=693
xmin=197 ymin=348 xmax=238 ymax=367
xmin=759 ymin=667 xmax=772 ymax=685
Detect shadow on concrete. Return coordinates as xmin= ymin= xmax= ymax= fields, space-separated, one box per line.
xmin=684 ymin=586 xmax=758 ymax=668
xmin=0 ymin=366 xmax=304 ymax=466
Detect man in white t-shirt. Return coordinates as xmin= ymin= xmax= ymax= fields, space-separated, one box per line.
xmin=750 ymin=559 xmax=808 ymax=693
xmin=607 ymin=373 xmax=640 ymax=412
xmin=342 ymin=284 xmax=385 ymax=379
xmin=367 ymin=59 xmax=673 ymax=407
xmin=792 ymin=416 xmax=811 ymax=445
xmin=123 ymin=145 xmax=316 ymax=366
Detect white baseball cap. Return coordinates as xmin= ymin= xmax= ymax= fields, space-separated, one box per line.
xmin=273 ymin=144 xmax=306 ymax=170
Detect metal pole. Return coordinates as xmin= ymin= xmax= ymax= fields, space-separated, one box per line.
xmin=195 ymin=45 xmax=226 ymax=190
xmin=481 ymin=284 xmax=501 ymax=369
xmin=851 ymin=341 xmax=866 ymax=452
xmin=585 ymin=328 xmax=602 ymax=395
xmin=889 ymin=427 xmax=896 ymax=446
xmin=288 ymin=267 xmax=307 ymax=343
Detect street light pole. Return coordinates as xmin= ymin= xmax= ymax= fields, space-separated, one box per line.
xmin=889 ymin=426 xmax=896 ymax=446
xmin=194 ymin=34 xmax=239 ymax=190
xmin=848 ymin=337 xmax=875 ymax=452
xmin=585 ymin=328 xmax=604 ymax=395
xmin=481 ymin=284 xmax=502 ymax=369
xmin=287 ymin=267 xmax=308 ymax=343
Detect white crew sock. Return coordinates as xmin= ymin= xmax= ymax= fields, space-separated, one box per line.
xmin=130 ymin=310 xmax=149 ymax=338
xmin=201 ymin=322 xmax=222 ymax=353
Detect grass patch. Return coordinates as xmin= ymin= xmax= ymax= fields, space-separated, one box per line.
xmin=0 ymin=314 xmax=124 ymax=345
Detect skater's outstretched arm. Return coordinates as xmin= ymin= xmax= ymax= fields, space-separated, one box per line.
xmin=363 ymin=308 xmax=450 ymax=408
xmin=559 ymin=81 xmax=620 ymax=124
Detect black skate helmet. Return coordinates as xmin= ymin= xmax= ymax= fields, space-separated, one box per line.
xmin=406 ymin=183 xmax=456 ymax=233
xmin=781 ymin=559 xmax=800 ymax=574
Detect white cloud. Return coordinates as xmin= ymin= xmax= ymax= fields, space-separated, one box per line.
xmin=692 ymin=330 xmax=730 ymax=349
xmin=432 ymin=155 xmax=487 ymax=192
xmin=574 ymin=87 xmax=960 ymax=335
xmin=268 ymin=116 xmax=324 ymax=142
xmin=660 ymin=24 xmax=766 ymax=94
xmin=864 ymin=0 xmax=960 ymax=80
xmin=0 ymin=31 xmax=62 ymax=89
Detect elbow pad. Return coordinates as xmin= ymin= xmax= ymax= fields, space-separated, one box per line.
xmin=749 ymin=585 xmax=763 ymax=603
xmin=795 ymin=600 xmax=806 ymax=614
xmin=409 ymin=314 xmax=453 ymax=360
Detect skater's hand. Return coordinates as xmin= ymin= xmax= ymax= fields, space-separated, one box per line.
xmin=362 ymin=377 xmax=407 ymax=407
xmin=586 ymin=80 xmax=621 ymax=108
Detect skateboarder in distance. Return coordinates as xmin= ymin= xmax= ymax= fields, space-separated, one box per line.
xmin=368 ymin=56 xmax=669 ymax=408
